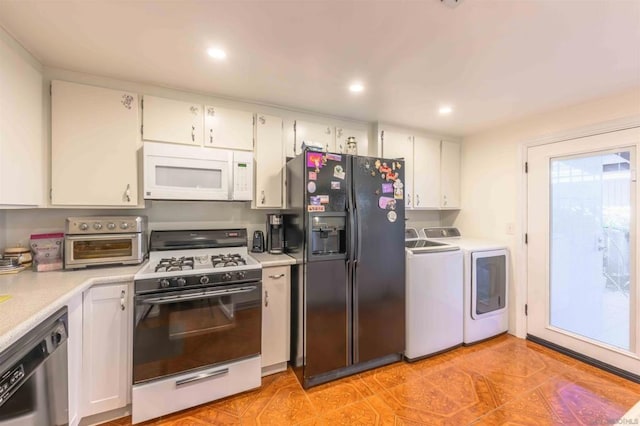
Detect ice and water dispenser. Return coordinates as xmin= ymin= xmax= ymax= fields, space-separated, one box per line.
xmin=309 ymin=215 xmax=346 ymax=257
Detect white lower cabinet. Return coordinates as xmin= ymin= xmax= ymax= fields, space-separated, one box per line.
xmin=82 ymin=282 xmax=132 ymax=418
xmin=261 ymin=265 xmax=291 ymax=376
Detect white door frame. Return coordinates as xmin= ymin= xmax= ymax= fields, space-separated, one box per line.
xmin=515 ymin=116 xmax=640 ymax=340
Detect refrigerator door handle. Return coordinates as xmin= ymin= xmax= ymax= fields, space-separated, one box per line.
xmin=346 ymin=259 xmax=353 ymax=365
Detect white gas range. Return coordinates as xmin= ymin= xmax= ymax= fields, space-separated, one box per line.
xmin=131 ymin=229 xmax=262 ymax=424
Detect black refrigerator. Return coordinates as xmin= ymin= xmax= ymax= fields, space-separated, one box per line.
xmin=286 ymin=149 xmax=405 ymax=388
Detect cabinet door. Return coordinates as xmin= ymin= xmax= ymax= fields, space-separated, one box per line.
xmin=295 ymin=120 xmax=334 ymax=154
xmin=51 ymin=81 xmax=139 ymax=206
xmin=82 ymin=283 xmax=130 ymax=417
xmin=254 ymin=114 xmax=283 ymax=208
xmin=67 ymin=293 xmax=82 ymax=426
xmin=262 ymin=266 xmax=290 ymax=372
xmin=441 ymin=140 xmax=461 ymax=208
xmin=335 ymin=127 xmax=368 ymax=155
xmin=413 ymin=136 xmax=440 ymax=209
xmin=204 ymin=105 xmax=254 ymax=150
xmin=142 ymin=95 xmax=202 ymax=146
xmin=382 ymin=131 xmax=414 ymax=209
xmin=0 ymin=36 xmax=43 ymax=206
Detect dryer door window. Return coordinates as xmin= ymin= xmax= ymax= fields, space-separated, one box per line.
xmin=471 ymin=250 xmax=507 ymax=318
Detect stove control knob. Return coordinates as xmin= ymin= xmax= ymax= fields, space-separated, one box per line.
xmin=176 ymin=277 xmax=186 ymax=287
xmin=159 ymin=279 xmax=170 ymax=288
xmin=121 ymin=222 xmax=130 ymax=230
xmin=236 ymin=271 xmax=246 ymax=279
xmin=93 ymin=223 xmax=103 ymax=230
xmin=222 ymin=273 xmax=232 ymax=281
xmin=107 ymin=222 xmax=116 ymax=231
xmin=79 ymin=223 xmax=89 ymax=231
xmin=199 ymin=276 xmax=210 ymax=285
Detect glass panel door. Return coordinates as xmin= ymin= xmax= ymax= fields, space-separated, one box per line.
xmin=527 ymin=127 xmax=639 ymax=376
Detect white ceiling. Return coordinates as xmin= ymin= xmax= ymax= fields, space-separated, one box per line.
xmin=0 ymin=1 xmax=638 ymax=136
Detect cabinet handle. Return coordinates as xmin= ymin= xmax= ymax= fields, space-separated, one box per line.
xmin=120 ymin=290 xmax=126 ymax=311
xmin=124 ymin=184 xmax=131 ymax=203
xmin=325 ymin=127 xmax=331 ymax=135
xmin=210 ymin=128 xmax=213 ymax=144
xmin=337 ymin=128 xmax=343 ymax=138
xmin=268 ymin=273 xmax=285 ymax=279
xmin=192 ymin=125 xmax=196 ymax=142
xmin=407 ymin=193 xmax=411 ymax=206
xmin=325 ymin=143 xmax=329 ymax=152
xmin=259 ymin=115 xmax=266 ymax=125
xmin=339 ymin=144 xmax=343 ymax=152
xmin=416 ymin=194 xmax=420 ymax=206
xmin=260 ymin=190 xmax=266 ymax=205
xmin=265 ymin=290 xmax=269 ymax=307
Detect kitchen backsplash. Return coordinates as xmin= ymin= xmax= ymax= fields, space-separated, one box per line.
xmin=1 ymin=204 xmax=446 ymax=250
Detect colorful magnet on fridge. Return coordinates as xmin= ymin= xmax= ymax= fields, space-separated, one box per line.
xmin=374 ymin=159 xmax=381 ymax=169
xmin=308 ymin=205 xmax=325 ymax=212
xmin=333 ymin=165 xmax=346 ymax=180
xmin=382 ymin=183 xmax=393 ymax=194
xmin=307 ymin=152 xmax=324 ymax=172
xmin=331 ymin=181 xmax=340 ymax=190
xmin=378 ymin=196 xmax=394 ymax=209
xmin=393 ymin=178 xmax=404 ymax=200
xmin=386 ymin=171 xmax=398 ymax=181
xmin=310 ymin=196 xmax=321 ymax=205
xmin=326 ymin=153 xmax=342 ymax=161
xmin=308 ymin=171 xmax=317 ymax=181
xmin=387 ymin=210 xmax=398 ymax=223
xmin=307 ymin=182 xmax=317 ymax=193
xmin=319 ymin=195 xmax=329 ymax=204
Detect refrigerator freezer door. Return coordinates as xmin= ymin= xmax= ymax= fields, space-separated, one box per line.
xmin=352 ymin=156 xmax=406 ymax=364
xmin=304 ymin=151 xmax=347 ymax=213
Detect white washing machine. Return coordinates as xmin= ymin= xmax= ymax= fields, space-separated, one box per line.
xmin=422 ymin=227 xmax=509 ymax=345
xmin=404 ymin=228 xmax=463 ymax=360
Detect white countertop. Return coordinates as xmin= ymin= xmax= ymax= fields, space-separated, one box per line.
xmin=248 ymin=252 xmax=296 ymax=267
xmin=0 ymin=264 xmax=144 ymax=352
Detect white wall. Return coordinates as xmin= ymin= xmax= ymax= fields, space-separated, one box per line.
xmin=0 ymin=211 xmax=6 ymax=250
xmin=457 ymin=87 xmax=640 ymax=338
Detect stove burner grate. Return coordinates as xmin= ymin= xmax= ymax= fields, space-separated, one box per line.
xmin=155 ymin=257 xmax=195 ymax=273
xmin=211 ymin=253 xmax=246 ymax=268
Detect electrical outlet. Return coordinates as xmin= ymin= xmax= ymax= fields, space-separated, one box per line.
xmin=506 ymin=223 xmax=515 ymax=235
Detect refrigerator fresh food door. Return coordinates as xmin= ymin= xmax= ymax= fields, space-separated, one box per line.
xmin=351 ymin=155 xmax=406 ymax=364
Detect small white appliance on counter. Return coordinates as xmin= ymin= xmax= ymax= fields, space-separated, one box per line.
xmin=143 ymin=141 xmax=253 ymax=201
xmin=131 ymin=228 xmax=262 ymax=424
xmin=422 ymin=227 xmax=509 ymax=345
xmin=404 ymin=228 xmax=463 ymax=360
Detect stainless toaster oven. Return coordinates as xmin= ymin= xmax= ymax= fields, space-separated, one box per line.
xmin=64 ymin=216 xmax=146 ymax=269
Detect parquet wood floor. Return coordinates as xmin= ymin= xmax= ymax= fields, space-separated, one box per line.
xmin=103 ymin=334 xmax=640 ymax=425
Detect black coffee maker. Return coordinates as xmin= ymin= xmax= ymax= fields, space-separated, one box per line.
xmin=266 ymin=214 xmax=284 ymax=254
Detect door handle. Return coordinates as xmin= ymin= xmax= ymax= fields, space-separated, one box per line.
xmin=120 ymin=290 xmax=126 ymax=311
xmin=265 ymin=290 xmax=269 ymax=307
xmin=175 ymin=368 xmax=229 ymax=388
xmin=268 ymin=273 xmax=285 ymax=279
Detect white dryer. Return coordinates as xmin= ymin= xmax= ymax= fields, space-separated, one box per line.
xmin=404 ymin=228 xmax=463 ymax=360
xmin=422 ymin=227 xmax=509 ymax=345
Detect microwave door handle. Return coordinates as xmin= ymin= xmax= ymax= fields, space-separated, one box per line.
xmin=140 ymin=285 xmax=258 ymax=305
xmin=65 ymin=233 xmax=139 ymax=240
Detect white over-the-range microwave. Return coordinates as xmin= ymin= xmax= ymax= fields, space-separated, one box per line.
xmin=143 ymin=141 xmax=253 ymax=201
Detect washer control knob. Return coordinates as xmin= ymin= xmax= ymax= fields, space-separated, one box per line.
xmin=159 ymin=279 xmax=170 ymax=288
xmin=107 ymin=223 xmax=116 ymax=230
xmin=79 ymin=223 xmax=89 ymax=231
xmin=121 ymin=222 xmax=130 ymax=230
xmin=222 ymin=273 xmax=232 ymax=281
xmin=199 ymin=276 xmax=210 ymax=285
xmin=93 ymin=223 xmax=103 ymax=230
xmin=176 ymin=277 xmax=186 ymax=287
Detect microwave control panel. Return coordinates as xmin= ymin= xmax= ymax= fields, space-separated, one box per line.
xmin=232 ymin=151 xmax=254 ymax=201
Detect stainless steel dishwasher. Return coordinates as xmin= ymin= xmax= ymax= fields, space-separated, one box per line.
xmin=0 ymin=307 xmax=68 ymax=426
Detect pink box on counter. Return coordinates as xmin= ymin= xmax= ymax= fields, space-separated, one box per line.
xmin=30 ymin=232 xmax=64 ymax=272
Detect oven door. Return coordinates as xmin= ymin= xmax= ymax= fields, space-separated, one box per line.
xmin=64 ymin=233 xmax=143 ymax=268
xmin=133 ymin=282 xmax=262 ymax=384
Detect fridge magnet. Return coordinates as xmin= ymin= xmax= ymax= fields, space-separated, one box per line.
xmin=319 ymin=195 xmax=329 ymax=204
xmin=307 ymin=152 xmax=325 ymax=172
xmin=392 ymin=162 xmax=396 ymax=170
xmin=331 ymin=181 xmax=341 ymax=190
xmin=326 ymin=153 xmax=342 ymax=162
xmin=393 ymin=179 xmax=404 ymax=200
xmin=308 ymin=171 xmax=317 ymax=181
xmin=386 ymin=171 xmax=398 ymax=181
xmin=378 ymin=196 xmax=397 ymax=210
xmin=307 ymin=181 xmax=317 ymax=193
xmin=371 ymin=170 xmax=376 ymax=176
xmin=374 ymin=159 xmax=381 ymax=169
xmin=387 ymin=210 xmax=398 ymax=223
xmin=308 ymin=205 xmax=325 ymax=212
xmin=364 ymin=161 xmax=371 ymax=170
xmin=333 ymin=165 xmax=346 ymax=180
xmin=382 ymin=183 xmax=393 ymax=194
xmin=310 ymin=196 xmax=321 ymax=205
xmin=378 ymin=162 xmax=392 ymax=176
xmin=395 ymin=162 xmax=402 ymax=169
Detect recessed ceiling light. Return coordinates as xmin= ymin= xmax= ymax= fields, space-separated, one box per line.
xmin=439 ymin=106 xmax=453 ymax=115
xmin=207 ymin=48 xmax=227 ymax=60
xmin=349 ymin=82 xmax=364 ymax=93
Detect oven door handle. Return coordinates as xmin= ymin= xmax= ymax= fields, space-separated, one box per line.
xmin=175 ymin=367 xmax=229 ymax=388
xmin=140 ymin=285 xmax=258 ymax=305
xmin=65 ymin=233 xmax=139 ymax=240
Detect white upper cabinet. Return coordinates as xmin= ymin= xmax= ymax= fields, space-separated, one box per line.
xmin=51 ymin=80 xmax=139 ymax=206
xmin=294 ymin=120 xmax=334 ymax=154
xmin=254 ymin=114 xmax=283 ymax=208
xmin=142 ymin=95 xmax=203 ymax=146
xmin=413 ymin=136 xmax=440 ymax=209
xmin=335 ymin=127 xmax=368 ymax=155
xmin=0 ymin=35 xmax=43 ymax=206
xmin=441 ymin=140 xmax=461 ymax=208
xmin=382 ymin=131 xmax=414 ymax=209
xmin=204 ymin=105 xmax=254 ymax=151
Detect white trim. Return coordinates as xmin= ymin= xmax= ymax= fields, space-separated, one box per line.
xmin=518 ymin=115 xmax=640 ymax=340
